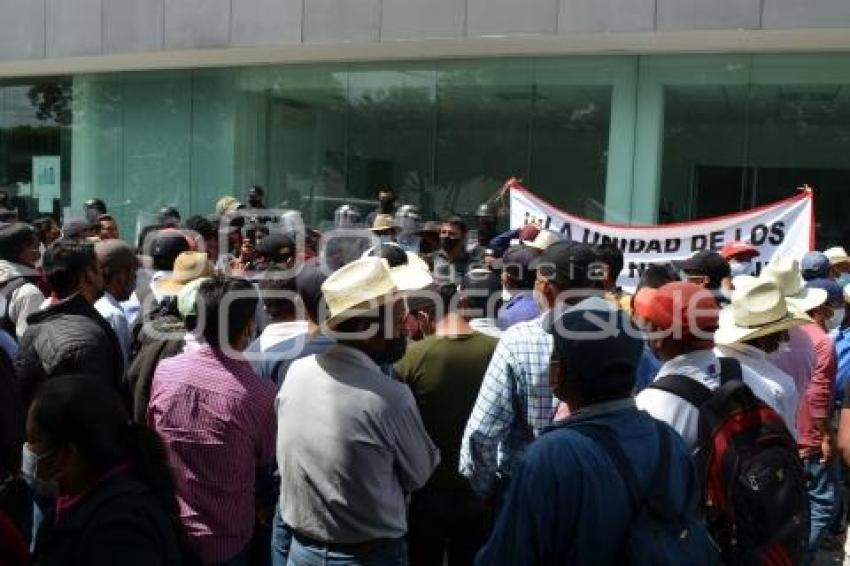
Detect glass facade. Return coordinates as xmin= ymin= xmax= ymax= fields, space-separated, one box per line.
xmin=1 ymin=53 xmax=850 ymax=245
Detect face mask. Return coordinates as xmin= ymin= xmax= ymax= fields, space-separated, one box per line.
xmin=378 ymin=234 xmax=394 ymax=245
xmin=827 ymin=308 xmax=845 ymax=331
xmin=379 ymin=198 xmax=395 ymax=213
xmin=375 ymin=336 xmax=407 ymax=365
xmin=440 ymin=236 xmax=461 ymax=253
xmin=837 ymin=274 xmax=850 ymax=289
xmin=21 ymin=443 xmax=59 ymax=498
xmin=502 ymin=287 xmax=514 ymax=302
xmin=729 ymin=260 xmax=752 ymax=277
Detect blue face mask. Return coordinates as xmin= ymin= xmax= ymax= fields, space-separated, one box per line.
xmin=837 ymin=273 xmax=850 ymax=289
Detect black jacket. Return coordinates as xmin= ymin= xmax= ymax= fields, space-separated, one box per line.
xmin=126 ymin=314 xmax=186 ymax=423
xmin=15 ymin=294 xmax=125 ymax=409
xmin=33 ymin=473 xmax=183 ymax=566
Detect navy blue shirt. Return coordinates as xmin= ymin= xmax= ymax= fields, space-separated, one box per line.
xmin=476 ymin=402 xmax=698 ymax=566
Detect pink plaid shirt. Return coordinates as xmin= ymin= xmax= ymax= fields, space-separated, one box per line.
xmin=148 ymin=344 xmax=277 ymax=564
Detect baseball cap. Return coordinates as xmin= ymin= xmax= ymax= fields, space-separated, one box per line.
xmin=62 ymin=218 xmax=94 ymax=239
xmin=801 ymin=252 xmax=830 ymax=281
xmin=499 ymin=244 xmax=541 ymax=288
xmin=719 ymin=241 xmax=759 ymax=261
xmin=672 ymin=251 xmax=731 ymax=285
xmin=805 ymin=277 xmax=843 ymax=307
xmin=633 ymin=281 xmax=720 ymax=339
xmin=255 ymin=234 xmax=295 ymax=263
xmin=150 ymin=230 xmax=192 ymax=271
xmin=549 ymin=308 xmax=644 ymax=384
xmin=531 ymin=241 xmax=598 ymax=288
xmin=517 ymin=224 xmax=541 ymax=242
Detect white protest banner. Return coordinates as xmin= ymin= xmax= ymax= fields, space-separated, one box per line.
xmin=507 ymin=179 xmax=814 ymax=290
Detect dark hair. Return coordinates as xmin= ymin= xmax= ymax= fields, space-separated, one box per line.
xmin=84 ymin=198 xmax=107 ymax=215
xmin=0 ymin=223 xmax=36 ymax=262
xmin=196 ymin=276 xmax=258 ymax=348
xmin=32 ymin=217 xmax=57 ymax=244
xmin=377 ymin=186 xmax=395 ymax=197
xmin=30 ymin=376 xmax=190 ymax=559
xmin=258 ymin=272 xmax=297 ymax=319
xmin=183 ymin=215 xmax=216 ymax=241
xmin=436 ymin=283 xmax=458 ymax=317
xmin=372 ymin=244 xmax=407 ymax=267
xmin=637 ymin=263 xmax=680 ymax=292
xmin=43 ymin=241 xmax=97 ymax=297
xmin=594 ymin=241 xmax=625 ymax=282
xmin=444 ymin=216 xmax=467 ymax=235
xmin=247 ymin=185 xmax=265 ymax=196
xmin=98 ymin=214 xmax=116 ymax=223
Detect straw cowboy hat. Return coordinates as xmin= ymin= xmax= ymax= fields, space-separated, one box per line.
xmin=824 ymin=246 xmax=850 ymax=267
xmin=715 ymin=278 xmax=811 ymax=346
xmin=153 ymin=251 xmax=214 ymax=296
xmin=528 ymin=230 xmax=561 ymax=251
xmin=369 ymin=214 xmax=397 ymax=232
xmin=733 ymin=255 xmax=827 ymax=313
xmin=321 ymin=257 xmax=430 ymax=330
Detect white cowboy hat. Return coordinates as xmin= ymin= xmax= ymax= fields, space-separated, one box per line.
xmin=528 ymin=230 xmax=561 ymax=251
xmin=824 ymin=246 xmax=850 ymax=267
xmin=734 ymin=256 xmax=827 ymax=314
xmin=715 ymin=278 xmax=811 ymax=346
xmin=384 ymin=251 xmax=434 ymax=292
xmin=321 ymin=257 xmax=430 ymax=331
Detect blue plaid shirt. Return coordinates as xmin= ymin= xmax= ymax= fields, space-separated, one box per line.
xmin=460 ymin=297 xmax=613 ymax=498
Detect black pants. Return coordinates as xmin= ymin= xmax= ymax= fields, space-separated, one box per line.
xmin=407 ymin=486 xmax=492 ymax=566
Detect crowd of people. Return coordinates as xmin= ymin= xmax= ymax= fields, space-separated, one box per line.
xmin=0 ymin=183 xmax=849 ymax=565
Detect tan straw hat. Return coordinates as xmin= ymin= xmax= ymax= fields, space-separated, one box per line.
xmin=715 ymin=278 xmax=811 ymax=346
xmin=321 ymin=257 xmax=405 ymax=330
xmin=369 ymin=214 xmax=397 ymax=232
xmin=154 ymin=252 xmax=214 ymax=296
xmin=824 ymin=246 xmax=850 ymax=267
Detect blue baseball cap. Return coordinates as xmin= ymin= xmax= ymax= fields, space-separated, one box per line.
xmin=801 ymin=252 xmax=830 ymax=281
xmin=805 ymin=277 xmax=843 ymax=307
xmin=548 ymin=307 xmax=643 ymax=384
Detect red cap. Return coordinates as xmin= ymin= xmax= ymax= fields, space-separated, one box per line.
xmin=517 ymin=224 xmax=541 ymax=242
xmin=719 ymin=241 xmax=759 ymax=261
xmin=633 ymin=281 xmax=719 ymax=339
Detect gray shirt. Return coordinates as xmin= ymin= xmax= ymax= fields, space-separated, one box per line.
xmin=276 ymin=344 xmax=440 ymax=543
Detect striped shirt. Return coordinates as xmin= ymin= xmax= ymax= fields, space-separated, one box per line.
xmin=147 ymin=344 xmax=277 ymax=564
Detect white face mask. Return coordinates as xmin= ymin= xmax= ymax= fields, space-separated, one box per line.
xmin=729 ymin=260 xmax=752 ymax=278
xmin=827 ymin=307 xmax=846 ymax=331
xmin=21 ymin=443 xmax=59 ymax=498
xmin=502 ymin=287 xmax=513 ymax=302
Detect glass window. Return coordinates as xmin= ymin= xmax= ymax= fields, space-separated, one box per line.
xmin=0 ymin=56 xmax=625 ymax=238
xmin=0 ymin=79 xmax=71 ymax=220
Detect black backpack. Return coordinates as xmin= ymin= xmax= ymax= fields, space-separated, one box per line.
xmin=570 ymin=420 xmax=719 ymax=565
xmin=649 ymin=358 xmax=809 ymax=565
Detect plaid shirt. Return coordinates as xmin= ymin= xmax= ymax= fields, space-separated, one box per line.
xmin=460 ymin=313 xmax=556 ymax=498
xmin=460 ymin=297 xmax=613 ymax=498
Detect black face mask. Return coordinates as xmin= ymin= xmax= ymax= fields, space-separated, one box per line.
xmin=419 ymin=238 xmax=438 ymax=254
xmin=379 ymin=198 xmax=395 ymax=213
xmin=374 ymin=336 xmax=407 ymax=365
xmin=440 ymin=236 xmax=461 ymax=253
